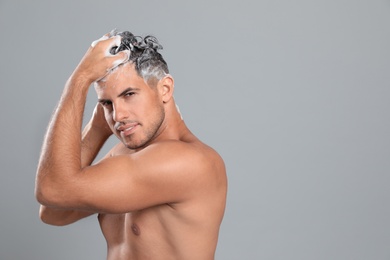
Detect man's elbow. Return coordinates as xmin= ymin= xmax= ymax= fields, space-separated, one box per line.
xmin=36 ymin=193 xmax=65 ymax=226
xmin=35 ymin=180 xmax=63 ymax=209
xmin=35 ymin=170 xmax=53 ymax=205
xmin=39 ymin=206 xmax=63 ymax=226
xmin=35 ymin=182 xmax=51 ymax=206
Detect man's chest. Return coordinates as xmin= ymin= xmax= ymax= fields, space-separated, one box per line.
xmin=98 ymin=206 xmax=175 ymax=242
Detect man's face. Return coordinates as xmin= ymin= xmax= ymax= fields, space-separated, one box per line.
xmin=95 ymin=63 xmax=165 ymax=149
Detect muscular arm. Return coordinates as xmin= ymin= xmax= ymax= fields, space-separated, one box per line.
xmin=36 ymin=34 xmax=128 ymax=217
xmin=35 ymin=33 xmax=213 ymax=215
xmin=39 ymin=111 xmax=111 ymax=225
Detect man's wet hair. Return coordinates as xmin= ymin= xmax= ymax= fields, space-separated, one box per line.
xmin=109 ymin=30 xmax=169 ymax=83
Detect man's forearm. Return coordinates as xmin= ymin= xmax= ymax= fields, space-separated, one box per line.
xmin=36 ymin=76 xmax=91 ymax=206
xmin=35 ymin=33 xmax=127 ymax=208
xmin=39 ymin=115 xmax=111 ymax=225
xmin=81 ymin=115 xmax=112 ymax=166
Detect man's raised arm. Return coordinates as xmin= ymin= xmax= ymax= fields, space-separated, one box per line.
xmin=35 ymin=33 xmax=129 ymax=212
xmin=39 ymin=104 xmax=113 ymax=225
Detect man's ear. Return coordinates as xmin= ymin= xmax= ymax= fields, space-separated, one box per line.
xmin=159 ymin=75 xmax=174 ymax=103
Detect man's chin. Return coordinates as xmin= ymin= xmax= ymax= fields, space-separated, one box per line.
xmin=123 ymin=140 xmax=147 ymax=150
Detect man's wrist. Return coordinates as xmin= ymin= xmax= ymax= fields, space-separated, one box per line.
xmin=67 ymin=71 xmax=94 ymax=90
xmin=83 ymin=121 xmax=112 ymax=142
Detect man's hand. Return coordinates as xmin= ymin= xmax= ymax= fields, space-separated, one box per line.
xmin=87 ymin=102 xmax=113 ymax=139
xmin=72 ymin=32 xmax=130 ymax=84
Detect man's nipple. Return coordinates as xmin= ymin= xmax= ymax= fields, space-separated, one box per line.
xmin=131 ymin=223 xmax=141 ymax=236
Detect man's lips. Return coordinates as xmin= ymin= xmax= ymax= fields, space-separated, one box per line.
xmin=116 ymin=123 xmax=139 ymax=136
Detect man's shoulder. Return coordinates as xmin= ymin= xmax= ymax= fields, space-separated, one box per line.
xmin=135 ymin=140 xmax=224 ymax=177
xmin=110 ymin=139 xmax=225 ymax=179
xmin=146 ymin=139 xmax=222 ymax=164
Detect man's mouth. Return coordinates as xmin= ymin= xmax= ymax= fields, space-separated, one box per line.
xmin=116 ymin=123 xmax=139 ymax=136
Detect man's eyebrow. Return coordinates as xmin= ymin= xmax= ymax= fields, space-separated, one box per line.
xmin=97 ymin=87 xmax=140 ymax=103
xmin=118 ymin=87 xmax=140 ymax=98
xmin=97 ymin=98 xmax=111 ymax=104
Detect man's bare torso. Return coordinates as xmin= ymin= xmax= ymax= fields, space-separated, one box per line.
xmin=98 ymin=138 xmax=226 ymax=260
xmin=35 ymin=31 xmax=227 ymax=260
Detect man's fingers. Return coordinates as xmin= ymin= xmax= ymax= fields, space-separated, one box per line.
xmin=104 ymin=35 xmax=123 ymax=56
xmin=94 ymin=35 xmax=125 ymax=58
xmin=91 ymin=34 xmax=110 ymax=48
xmin=91 ymin=30 xmax=121 ymax=49
xmin=88 ymin=32 xmax=131 ymax=82
xmin=95 ymin=50 xmax=130 ymax=82
xmin=111 ymin=50 xmax=130 ymax=67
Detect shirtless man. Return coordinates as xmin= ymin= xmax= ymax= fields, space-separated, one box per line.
xmin=35 ymin=30 xmax=227 ymax=260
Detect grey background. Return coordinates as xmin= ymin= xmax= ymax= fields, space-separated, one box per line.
xmin=1 ymin=0 xmax=389 ymax=259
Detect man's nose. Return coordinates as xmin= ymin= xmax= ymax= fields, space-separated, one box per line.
xmin=113 ymin=103 xmax=128 ymax=122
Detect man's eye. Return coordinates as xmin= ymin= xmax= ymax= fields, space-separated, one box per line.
xmin=100 ymin=101 xmax=112 ymax=107
xmin=125 ymin=92 xmax=135 ymax=97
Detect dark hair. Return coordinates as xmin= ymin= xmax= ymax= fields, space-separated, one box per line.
xmin=109 ymin=30 xmax=169 ymax=81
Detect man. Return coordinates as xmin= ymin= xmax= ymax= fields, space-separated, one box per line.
xmin=35 ymin=30 xmax=227 ymax=260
